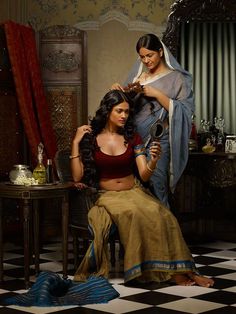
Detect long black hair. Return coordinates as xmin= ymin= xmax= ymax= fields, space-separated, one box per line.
xmin=136 ymin=33 xmax=163 ymax=53
xmin=79 ymin=89 xmax=136 ymax=188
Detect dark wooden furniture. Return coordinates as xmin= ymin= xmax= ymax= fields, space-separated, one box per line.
xmin=0 ymin=25 xmax=88 ymax=239
xmin=162 ymin=0 xmax=236 ymax=58
xmin=37 ymin=25 xmax=88 ymax=151
xmin=0 ymin=182 xmax=74 ymax=288
xmin=171 ymin=152 xmax=236 ymax=241
xmin=162 ymin=0 xmax=236 ymax=240
xmin=54 ymin=149 xmax=119 ymax=269
xmin=161 ymin=1 xmax=236 ymax=135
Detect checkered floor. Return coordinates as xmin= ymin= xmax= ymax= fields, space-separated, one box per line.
xmin=0 ymin=239 xmax=236 ymax=314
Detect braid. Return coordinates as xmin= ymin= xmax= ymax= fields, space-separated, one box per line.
xmin=79 ymin=133 xmax=99 ymax=189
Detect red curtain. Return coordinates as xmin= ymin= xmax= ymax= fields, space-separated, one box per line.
xmin=3 ymin=20 xmax=57 ymax=164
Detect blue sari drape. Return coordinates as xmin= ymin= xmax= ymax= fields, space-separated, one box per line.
xmin=4 ymin=271 xmax=119 ymax=306
xmin=124 ymin=42 xmax=195 ymax=206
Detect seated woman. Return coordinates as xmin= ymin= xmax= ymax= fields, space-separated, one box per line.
xmin=71 ymin=89 xmax=214 ymax=287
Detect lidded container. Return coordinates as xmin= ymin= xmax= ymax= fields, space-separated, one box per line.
xmin=9 ymin=164 xmax=33 ymax=183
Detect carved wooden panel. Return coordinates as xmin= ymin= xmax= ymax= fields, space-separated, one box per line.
xmin=38 ymin=25 xmax=87 ymax=150
xmin=172 ymin=152 xmax=236 ymax=241
xmin=46 ymin=87 xmax=79 ymax=150
xmin=162 ymin=0 xmax=236 ymax=58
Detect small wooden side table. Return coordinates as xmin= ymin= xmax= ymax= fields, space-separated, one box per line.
xmin=0 ymin=182 xmax=74 ymax=288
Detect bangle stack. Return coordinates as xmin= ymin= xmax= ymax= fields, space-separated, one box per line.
xmin=146 ymin=163 xmax=155 ymax=173
xmin=69 ymin=154 xmax=80 ymax=159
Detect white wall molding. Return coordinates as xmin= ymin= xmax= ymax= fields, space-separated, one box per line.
xmin=74 ymin=9 xmax=166 ymax=35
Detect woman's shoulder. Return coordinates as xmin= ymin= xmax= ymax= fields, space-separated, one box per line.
xmin=137 ymin=72 xmax=149 ymax=84
xmin=165 ymin=70 xmax=186 ymax=87
xmin=131 ymin=132 xmax=143 ymax=145
xmin=167 ymin=69 xmax=184 ymax=79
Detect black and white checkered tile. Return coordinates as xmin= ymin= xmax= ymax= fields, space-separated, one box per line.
xmin=0 ymin=240 xmax=236 ymax=314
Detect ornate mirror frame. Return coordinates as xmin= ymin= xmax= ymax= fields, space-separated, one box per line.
xmin=162 ymin=0 xmax=236 ymax=58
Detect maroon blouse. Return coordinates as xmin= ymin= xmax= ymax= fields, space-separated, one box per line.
xmin=94 ymin=133 xmax=143 ymax=179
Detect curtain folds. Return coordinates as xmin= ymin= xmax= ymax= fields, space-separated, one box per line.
xmin=180 ymin=22 xmax=236 ymax=134
xmin=3 ymin=20 xmax=57 ymax=163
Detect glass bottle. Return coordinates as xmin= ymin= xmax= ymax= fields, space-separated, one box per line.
xmin=216 ymin=117 xmax=225 ymax=152
xmin=33 ymin=143 xmax=46 ymax=184
xmin=189 ymin=114 xmax=198 ymax=151
xmin=46 ymin=159 xmax=54 ymax=183
xmin=197 ymin=119 xmax=206 ymax=150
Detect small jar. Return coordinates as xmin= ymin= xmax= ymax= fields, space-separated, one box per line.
xmin=9 ymin=164 xmax=33 ymax=183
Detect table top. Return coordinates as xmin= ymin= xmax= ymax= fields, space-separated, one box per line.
xmin=0 ymin=181 xmax=75 ymax=199
xmin=189 ymin=151 xmax=236 ymax=159
xmin=0 ymin=181 xmax=73 ymax=189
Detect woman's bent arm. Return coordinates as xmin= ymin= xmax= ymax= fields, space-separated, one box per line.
xmin=70 ymin=125 xmax=91 ymax=182
xmin=71 ymin=139 xmax=84 ymax=182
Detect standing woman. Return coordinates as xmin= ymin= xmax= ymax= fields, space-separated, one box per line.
xmin=112 ymin=34 xmax=194 ymax=207
xmin=71 ymin=89 xmax=213 ymax=287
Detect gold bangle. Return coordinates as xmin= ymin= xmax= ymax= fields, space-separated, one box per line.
xmin=146 ymin=163 xmax=155 ymax=173
xmin=69 ymin=154 xmax=80 ymax=159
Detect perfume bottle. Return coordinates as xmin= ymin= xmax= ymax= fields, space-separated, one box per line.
xmin=46 ymin=159 xmax=54 ymax=183
xmin=215 ymin=117 xmax=225 ymax=152
xmin=33 ymin=143 xmax=46 ymax=184
xmin=189 ymin=114 xmax=198 ymax=151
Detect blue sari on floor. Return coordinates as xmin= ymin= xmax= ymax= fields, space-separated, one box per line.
xmin=3 ymin=271 xmax=119 ymax=306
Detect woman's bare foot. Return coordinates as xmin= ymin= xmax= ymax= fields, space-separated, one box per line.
xmin=171 ymin=274 xmax=195 ymax=286
xmin=190 ymin=274 xmax=214 ymax=287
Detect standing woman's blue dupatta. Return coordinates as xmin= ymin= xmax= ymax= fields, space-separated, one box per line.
xmin=124 ymin=41 xmax=195 ymax=207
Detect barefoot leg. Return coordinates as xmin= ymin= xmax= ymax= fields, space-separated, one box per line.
xmin=189 ymin=274 xmax=214 ymax=287
xmin=171 ymin=274 xmax=195 ymax=286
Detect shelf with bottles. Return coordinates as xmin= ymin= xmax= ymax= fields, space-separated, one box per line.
xmin=196 ymin=117 xmax=227 ymax=153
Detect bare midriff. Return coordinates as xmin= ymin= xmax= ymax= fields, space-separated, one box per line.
xmin=99 ymin=174 xmax=135 ymax=191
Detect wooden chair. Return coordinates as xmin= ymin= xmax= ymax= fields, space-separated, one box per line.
xmin=54 ymin=149 xmax=118 ymax=269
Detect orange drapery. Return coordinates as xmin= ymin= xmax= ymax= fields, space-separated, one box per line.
xmin=3 ymin=20 xmax=57 ymax=164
